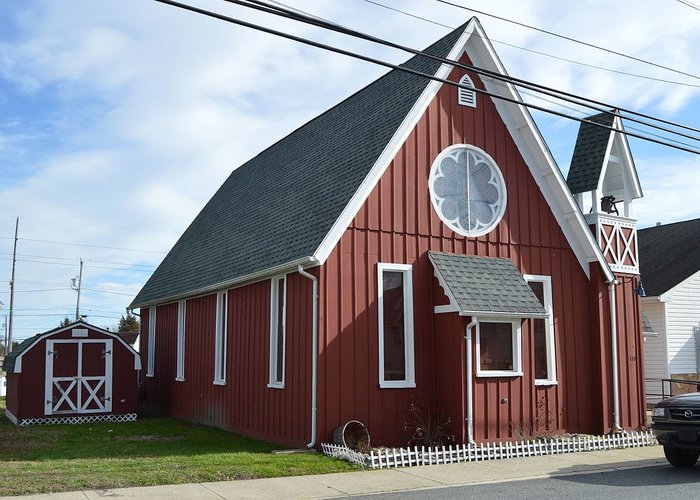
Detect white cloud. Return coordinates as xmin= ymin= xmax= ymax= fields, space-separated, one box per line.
xmin=1 ymin=0 xmax=700 ymax=338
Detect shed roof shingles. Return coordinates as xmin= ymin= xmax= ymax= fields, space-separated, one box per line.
xmin=429 ymin=251 xmax=547 ymax=317
xmin=131 ymin=23 xmax=469 ymax=308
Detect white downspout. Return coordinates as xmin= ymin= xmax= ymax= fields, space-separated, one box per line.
xmin=298 ymin=265 xmax=319 ymax=448
xmin=609 ymin=280 xmax=622 ymax=432
xmin=465 ymin=318 xmax=477 ymax=444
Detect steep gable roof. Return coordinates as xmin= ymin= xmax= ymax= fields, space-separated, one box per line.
xmin=566 ymin=110 xmax=642 ymax=199
xmin=638 ymin=218 xmax=700 ymax=296
xmin=567 ymin=112 xmax=616 ymax=194
xmin=132 ymin=18 xmax=616 ymax=308
xmin=130 ymin=23 xmax=468 ymax=308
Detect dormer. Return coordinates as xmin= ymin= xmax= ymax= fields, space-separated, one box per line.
xmin=567 ymin=110 xmax=643 ymax=275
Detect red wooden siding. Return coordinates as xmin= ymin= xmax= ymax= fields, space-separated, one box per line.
xmin=139 ymin=51 xmax=645 ymax=447
xmin=141 ymin=274 xmax=313 ymax=447
xmin=316 ymin=53 xmax=614 ymax=445
xmin=7 ymin=327 xmax=138 ymax=421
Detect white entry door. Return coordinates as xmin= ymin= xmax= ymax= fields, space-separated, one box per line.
xmin=44 ymin=339 xmax=113 ymax=415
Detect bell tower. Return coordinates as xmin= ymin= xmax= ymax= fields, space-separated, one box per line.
xmin=567 ymin=110 xmax=643 ymax=275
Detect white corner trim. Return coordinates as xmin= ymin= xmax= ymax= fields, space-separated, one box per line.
xmin=612 ymin=115 xmax=643 ymax=199
xmin=594 ymin=124 xmax=617 ymax=194
xmin=312 ymin=22 xmax=476 ymax=265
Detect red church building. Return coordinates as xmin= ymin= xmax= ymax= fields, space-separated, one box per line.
xmin=130 ymin=18 xmax=646 ymax=448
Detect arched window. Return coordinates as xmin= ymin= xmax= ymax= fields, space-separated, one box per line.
xmin=458 ymin=74 xmax=477 ymax=108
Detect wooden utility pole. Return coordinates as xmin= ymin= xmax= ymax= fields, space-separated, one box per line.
xmin=74 ymin=258 xmax=84 ymax=321
xmin=8 ymin=217 xmax=18 ymax=352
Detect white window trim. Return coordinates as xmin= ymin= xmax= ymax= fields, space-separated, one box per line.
xmin=475 ymin=318 xmax=523 ymax=378
xmin=524 ymin=274 xmax=558 ymax=386
xmin=268 ymin=275 xmax=287 ymax=389
xmin=146 ymin=307 xmax=156 ymax=377
xmin=377 ymin=263 xmax=416 ymax=389
xmin=214 ymin=291 xmax=227 ymax=386
xmin=458 ymin=73 xmax=477 ymax=107
xmin=176 ymin=300 xmax=186 ymax=382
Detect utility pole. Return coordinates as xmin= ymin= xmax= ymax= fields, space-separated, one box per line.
xmin=73 ymin=258 xmax=84 ymax=321
xmin=8 ymin=217 xmax=18 ymax=353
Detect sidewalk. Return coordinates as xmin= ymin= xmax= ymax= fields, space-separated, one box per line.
xmin=8 ymin=445 xmax=666 ymax=499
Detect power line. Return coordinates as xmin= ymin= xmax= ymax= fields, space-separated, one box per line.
xmin=0 ymin=214 xmax=180 ymax=235
xmin=211 ymin=0 xmax=700 ymax=150
xmin=0 ymin=236 xmax=167 ymax=254
xmin=1 ymin=253 xmax=157 ymax=268
xmin=434 ymin=0 xmax=700 ymax=83
xmin=676 ymin=0 xmax=700 ymax=12
xmin=362 ymin=0 xmax=700 ymax=89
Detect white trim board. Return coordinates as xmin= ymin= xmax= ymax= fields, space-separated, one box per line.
xmin=12 ymin=320 xmax=141 ymax=374
xmin=312 ymin=19 xmax=614 ymax=283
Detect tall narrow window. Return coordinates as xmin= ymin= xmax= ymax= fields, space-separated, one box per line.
xmin=146 ymin=306 xmax=156 ymax=377
xmin=268 ymin=275 xmax=286 ymax=388
xmin=214 ymin=291 xmax=227 ymax=385
xmin=176 ymin=300 xmax=186 ymax=382
xmin=525 ymin=275 xmax=556 ymax=385
xmin=458 ymin=74 xmax=477 ymax=107
xmin=377 ymin=263 xmax=415 ymax=388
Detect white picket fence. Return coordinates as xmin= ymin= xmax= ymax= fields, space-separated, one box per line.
xmin=322 ymin=430 xmax=657 ymax=469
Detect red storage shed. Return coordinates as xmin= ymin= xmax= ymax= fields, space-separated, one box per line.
xmin=2 ymin=320 xmax=141 ymax=426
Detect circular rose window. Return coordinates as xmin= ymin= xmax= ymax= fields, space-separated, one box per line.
xmin=428 ymin=144 xmax=507 ymax=237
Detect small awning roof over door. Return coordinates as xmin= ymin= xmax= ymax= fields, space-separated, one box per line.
xmin=428 ymin=251 xmax=548 ymax=318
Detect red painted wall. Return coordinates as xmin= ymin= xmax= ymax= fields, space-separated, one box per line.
xmin=138 ymin=51 xmax=645 ymax=447
xmin=315 ymin=54 xmax=611 ymax=445
xmin=141 ymin=274 xmax=313 ymax=447
xmin=7 ymin=326 xmax=138 ymax=421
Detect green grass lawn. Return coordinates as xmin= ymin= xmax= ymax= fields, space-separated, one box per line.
xmin=0 ymin=397 xmax=357 ymax=496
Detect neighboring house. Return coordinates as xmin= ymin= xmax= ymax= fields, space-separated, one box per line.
xmin=117 ymin=331 xmax=140 ymax=353
xmin=130 ymin=18 xmax=646 ymax=448
xmin=2 ymin=320 xmax=141 ymax=426
xmin=639 ymin=218 xmax=700 ymax=403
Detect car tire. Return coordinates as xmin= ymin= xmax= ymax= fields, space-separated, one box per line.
xmin=663 ymin=445 xmax=700 ymax=468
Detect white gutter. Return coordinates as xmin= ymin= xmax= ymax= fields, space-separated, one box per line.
xmin=609 ymin=280 xmax=622 ymax=432
xmin=465 ymin=318 xmax=477 ymax=444
xmin=298 ymin=264 xmax=319 ymax=448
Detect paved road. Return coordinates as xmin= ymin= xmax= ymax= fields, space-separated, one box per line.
xmin=355 ymin=464 xmax=700 ymax=499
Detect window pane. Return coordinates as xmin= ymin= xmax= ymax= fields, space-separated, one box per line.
xmin=533 ymin=318 xmax=548 ymax=379
xmin=480 ymin=322 xmax=513 ymax=371
xmin=528 ymin=281 xmax=544 ymax=307
xmin=383 ymin=271 xmax=406 ymax=381
xmin=275 ymin=278 xmax=284 ymax=382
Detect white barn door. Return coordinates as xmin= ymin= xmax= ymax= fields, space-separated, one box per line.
xmin=45 ymin=339 xmax=113 ymax=416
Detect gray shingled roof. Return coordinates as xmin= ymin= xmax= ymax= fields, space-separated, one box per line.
xmin=638 ymin=218 xmax=700 ymax=296
xmin=566 ymin=111 xmax=616 ymax=194
xmin=428 ymin=251 xmax=547 ymax=317
xmin=130 ymin=23 xmax=470 ymax=308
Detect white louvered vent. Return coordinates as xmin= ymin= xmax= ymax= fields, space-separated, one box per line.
xmin=458 ymin=74 xmax=477 ymax=108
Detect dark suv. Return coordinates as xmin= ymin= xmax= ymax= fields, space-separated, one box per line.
xmin=652 ymin=392 xmax=700 ymax=467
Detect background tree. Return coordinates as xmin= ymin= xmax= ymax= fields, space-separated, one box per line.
xmin=59 ymin=317 xmax=72 ymax=327
xmin=118 ymin=310 xmax=140 ymax=332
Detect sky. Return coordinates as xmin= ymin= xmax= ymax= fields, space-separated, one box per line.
xmin=2 ymin=0 xmax=700 ymax=341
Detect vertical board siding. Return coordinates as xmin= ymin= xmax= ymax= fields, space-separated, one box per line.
xmin=141 ymin=275 xmax=312 ymax=447
xmin=317 ymin=55 xmax=603 ymax=446
xmin=11 ymin=328 xmax=138 ymax=421
xmin=139 ymin=53 xmax=644 ymax=446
